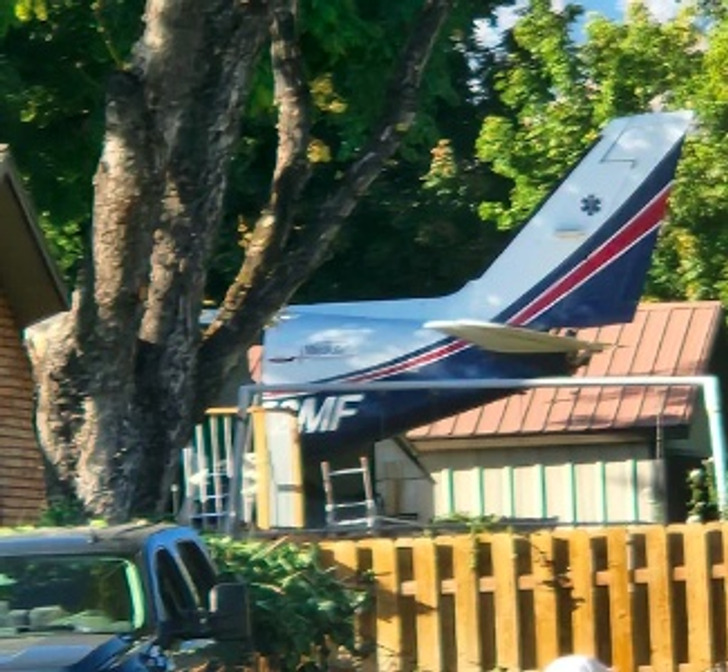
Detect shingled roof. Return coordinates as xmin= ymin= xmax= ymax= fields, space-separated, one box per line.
xmin=408 ymin=301 xmax=724 ymax=441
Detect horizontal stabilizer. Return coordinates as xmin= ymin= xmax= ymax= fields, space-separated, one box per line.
xmin=424 ymin=320 xmax=606 ymax=354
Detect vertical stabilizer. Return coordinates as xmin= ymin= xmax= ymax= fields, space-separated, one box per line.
xmin=452 ymin=111 xmax=693 ymax=329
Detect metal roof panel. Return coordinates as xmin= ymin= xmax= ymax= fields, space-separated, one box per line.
xmin=409 ymin=301 xmax=723 ymax=440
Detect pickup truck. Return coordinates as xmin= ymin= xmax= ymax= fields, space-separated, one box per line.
xmin=0 ymin=522 xmax=251 ymax=670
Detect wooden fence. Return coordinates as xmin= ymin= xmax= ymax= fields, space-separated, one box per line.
xmin=315 ymin=524 xmax=728 ymax=672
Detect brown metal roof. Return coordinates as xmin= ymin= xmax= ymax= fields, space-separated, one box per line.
xmin=409 ymin=301 xmax=723 ymax=440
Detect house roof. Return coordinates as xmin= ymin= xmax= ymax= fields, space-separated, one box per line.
xmin=0 ymin=148 xmax=67 ymax=328
xmin=408 ymin=301 xmax=723 ymax=441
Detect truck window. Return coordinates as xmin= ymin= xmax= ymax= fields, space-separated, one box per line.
xmin=176 ymin=541 xmax=216 ymax=609
xmin=0 ymin=555 xmax=140 ymax=634
xmin=154 ymin=550 xmax=195 ymax=622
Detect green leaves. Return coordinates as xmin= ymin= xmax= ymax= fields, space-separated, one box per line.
xmin=14 ymin=0 xmax=48 ymax=23
xmin=214 ymin=0 xmax=504 ymax=303
xmin=206 ymin=536 xmax=370 ymax=670
xmin=473 ymin=0 xmax=728 ymax=305
xmin=0 ymin=0 xmax=144 ymax=282
xmin=473 ymin=0 xmax=597 ymax=232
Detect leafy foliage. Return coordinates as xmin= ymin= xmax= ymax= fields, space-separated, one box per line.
xmin=37 ymin=495 xmax=88 ymax=527
xmin=1 ymin=0 xmax=506 ymax=303
xmin=475 ymin=0 xmax=596 ymax=232
xmin=206 ymin=536 xmax=371 ymax=671
xmin=0 ymin=0 xmax=144 ymax=279
xmin=663 ymin=15 xmax=728 ymax=302
xmin=212 ymin=0 xmax=509 ymax=303
xmin=474 ymin=0 xmax=728 ymax=303
xmin=686 ymin=458 xmax=720 ymax=522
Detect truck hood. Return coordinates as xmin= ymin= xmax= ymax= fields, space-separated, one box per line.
xmin=0 ymin=633 xmax=130 ymax=671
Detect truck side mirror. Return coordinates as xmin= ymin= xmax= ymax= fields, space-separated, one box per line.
xmin=208 ymin=582 xmax=251 ymax=643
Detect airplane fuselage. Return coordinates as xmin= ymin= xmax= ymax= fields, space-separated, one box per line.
xmin=262 ymin=311 xmax=570 ymax=449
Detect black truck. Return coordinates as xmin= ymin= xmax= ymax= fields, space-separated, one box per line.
xmin=0 ymin=522 xmax=251 ymax=670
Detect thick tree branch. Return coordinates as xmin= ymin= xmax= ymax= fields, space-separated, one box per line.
xmin=138 ymin=0 xmax=270 ymax=347
xmin=130 ymin=0 xmax=271 ymax=512
xmin=269 ymin=0 xmax=312 ymax=209
xmin=206 ymin=0 xmax=311 ymax=337
xmin=80 ymin=70 xmax=160 ymax=357
xmin=197 ymin=0 xmax=455 ymax=407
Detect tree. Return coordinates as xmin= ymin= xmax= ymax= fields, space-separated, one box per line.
xmin=473 ymin=0 xmax=728 ymax=302
xmin=662 ymin=13 xmax=728 ymax=302
xmin=22 ymin=0 xmax=486 ymax=520
xmin=2 ymin=1 xmax=504 ymax=301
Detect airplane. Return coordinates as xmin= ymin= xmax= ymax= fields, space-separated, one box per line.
xmin=256 ymin=110 xmax=694 ymax=453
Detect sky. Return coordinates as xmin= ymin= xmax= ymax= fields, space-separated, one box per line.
xmin=558 ymin=0 xmax=681 ymax=20
xmin=477 ymin=0 xmax=683 ymax=46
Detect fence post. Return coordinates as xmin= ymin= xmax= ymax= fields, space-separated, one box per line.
xmin=607 ymin=528 xmax=634 ymax=672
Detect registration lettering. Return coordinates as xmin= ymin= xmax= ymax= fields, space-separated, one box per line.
xmin=263 ymin=393 xmax=364 ymax=433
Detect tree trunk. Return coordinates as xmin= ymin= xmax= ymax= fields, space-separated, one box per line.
xmin=26 ymin=0 xmax=455 ymax=521
xmin=27 ymin=0 xmax=270 ymax=521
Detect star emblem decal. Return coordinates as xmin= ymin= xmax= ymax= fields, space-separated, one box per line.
xmin=580 ymin=194 xmax=602 ymax=216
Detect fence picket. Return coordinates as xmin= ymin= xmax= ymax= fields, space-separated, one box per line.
xmin=412 ymin=537 xmax=442 ymax=672
xmin=645 ymin=525 xmax=675 ymax=672
xmin=371 ymin=538 xmax=403 ymax=672
xmin=568 ymin=528 xmax=596 ymax=657
xmin=532 ymin=531 xmax=560 ymax=667
xmin=607 ymin=528 xmax=634 ymax=672
xmin=684 ymin=524 xmax=714 ymax=672
xmin=722 ymin=524 xmax=728 ymax=670
xmin=453 ymin=535 xmax=482 ymax=671
xmin=492 ymin=532 xmax=521 ymax=671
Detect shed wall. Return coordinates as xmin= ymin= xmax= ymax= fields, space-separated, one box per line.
xmin=376 ymin=440 xmax=665 ymax=525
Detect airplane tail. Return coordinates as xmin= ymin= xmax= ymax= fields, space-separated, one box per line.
xmin=451 ymin=111 xmax=693 ymax=330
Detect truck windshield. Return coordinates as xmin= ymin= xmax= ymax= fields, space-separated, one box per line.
xmin=0 ymin=555 xmax=144 ymax=635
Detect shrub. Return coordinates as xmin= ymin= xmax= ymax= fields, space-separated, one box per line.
xmin=205 ymin=536 xmax=370 ymax=671
xmin=686 ymin=457 xmax=720 ymax=522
